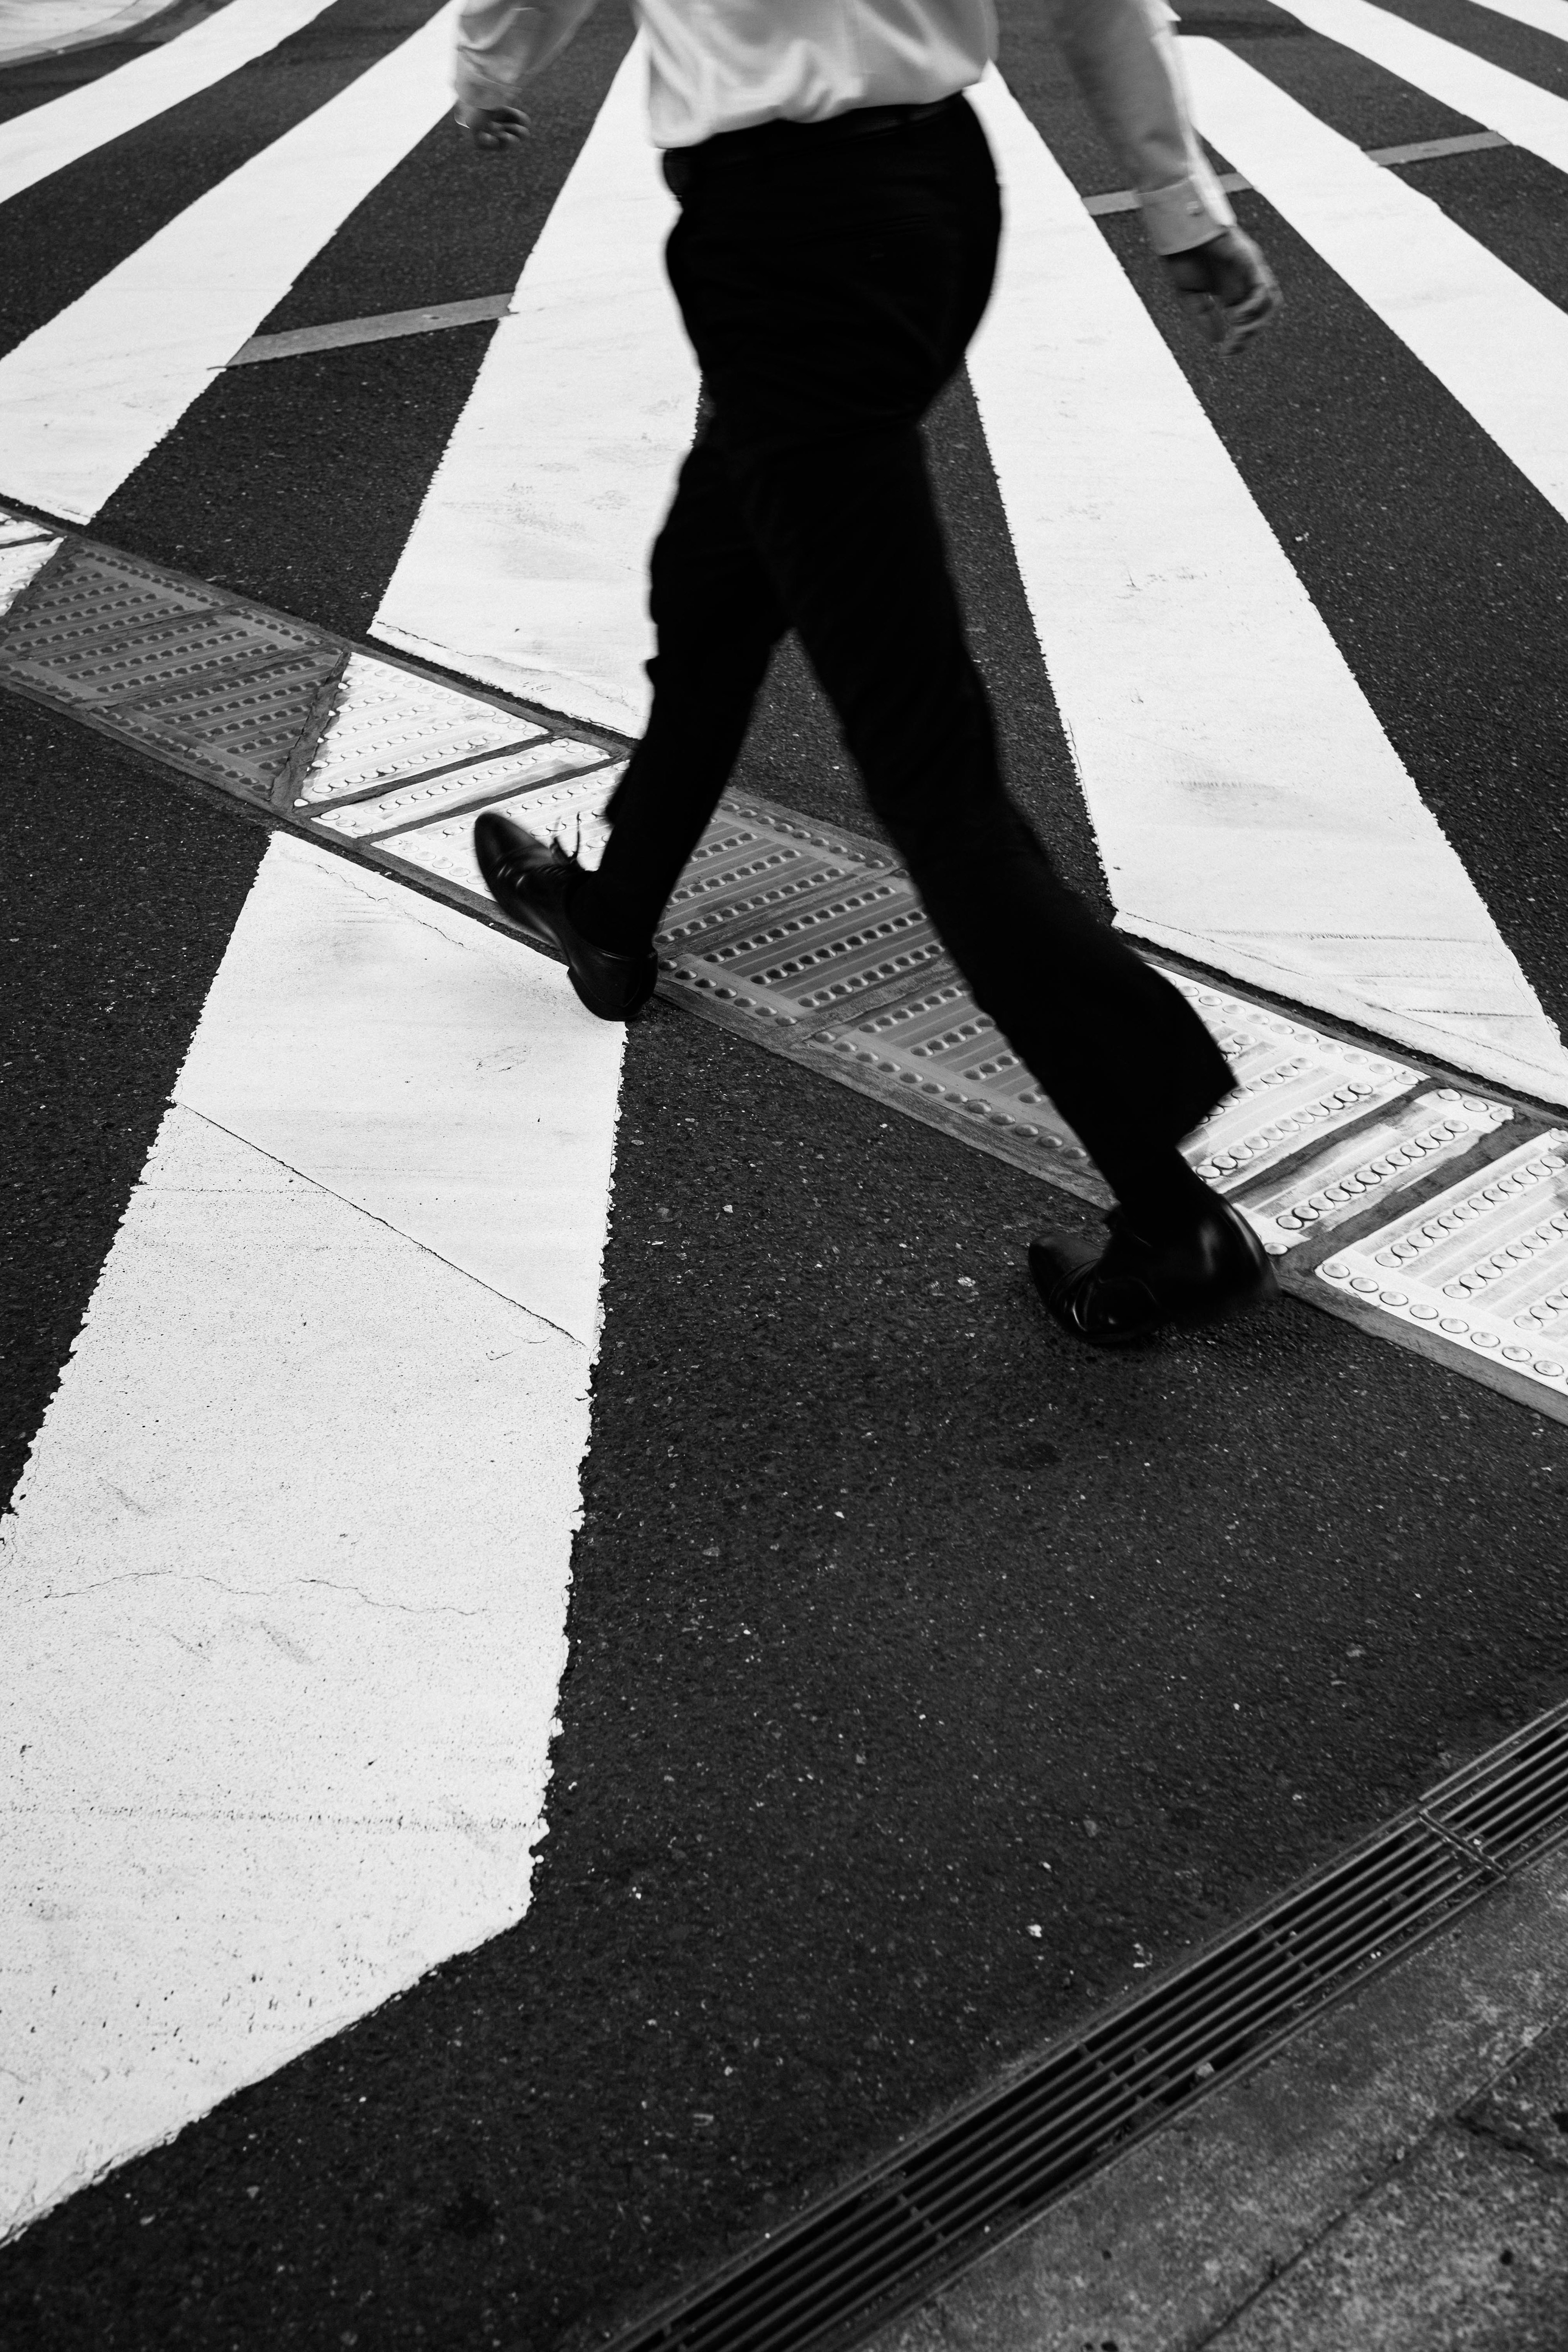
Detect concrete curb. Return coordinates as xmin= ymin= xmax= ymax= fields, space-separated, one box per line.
xmin=870 ymin=1844 xmax=1568 ymax=2350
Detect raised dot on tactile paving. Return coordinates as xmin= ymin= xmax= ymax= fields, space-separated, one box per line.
xmin=1441 ymin=1317 xmax=1469 ymax=1334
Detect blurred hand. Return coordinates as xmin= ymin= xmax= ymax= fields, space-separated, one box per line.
xmin=454 ymin=102 xmax=530 ymax=153
xmin=1163 ymin=227 xmax=1281 ymax=356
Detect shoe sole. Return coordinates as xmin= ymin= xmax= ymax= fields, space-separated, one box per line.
xmin=1030 ymin=1238 xmax=1280 ymax=1348
xmin=474 ymin=840 xmax=656 ymax=1023
xmin=569 ymin=959 xmax=659 ymax=1023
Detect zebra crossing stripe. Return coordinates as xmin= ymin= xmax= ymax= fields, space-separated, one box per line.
xmin=372 ymin=38 xmax=700 ymax=733
xmin=966 ymin=68 xmax=1568 ymax=1105
xmin=1182 ymin=38 xmax=1568 ymax=526
xmin=0 ymin=1 xmax=462 ymax=526
xmin=1437 ymin=0 xmax=1568 ymax=47
xmin=0 ymin=831 xmax=624 ymax=2237
xmin=0 ymin=0 xmax=339 ymax=209
xmin=1280 ymin=0 xmax=1568 ymax=175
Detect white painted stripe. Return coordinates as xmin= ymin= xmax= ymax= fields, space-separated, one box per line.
xmin=0 ymin=3 xmax=461 ymax=526
xmin=0 ymin=834 xmax=623 ymax=2234
xmin=0 ymin=0 xmax=180 ymax=70
xmin=1452 ymin=0 xmax=1568 ymax=47
xmin=1279 ymin=0 xmax=1568 ymax=176
xmin=372 ymin=40 xmax=699 ymax=733
xmin=966 ymin=68 xmax=1568 ymax=1102
xmin=0 ymin=0 xmax=337 ymax=210
xmin=1182 ymin=38 xmax=1568 ymax=526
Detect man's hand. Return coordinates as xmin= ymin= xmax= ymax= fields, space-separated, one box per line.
xmin=454 ymin=100 xmax=530 ymax=152
xmin=1163 ymin=227 xmax=1281 ymax=357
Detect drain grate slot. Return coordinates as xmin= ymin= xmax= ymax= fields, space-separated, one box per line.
xmin=610 ymin=1702 xmax=1568 ymax=2352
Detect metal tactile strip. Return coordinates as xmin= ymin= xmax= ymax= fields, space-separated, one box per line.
xmin=1 ymin=604 xmax=321 ymax=706
xmin=375 ymin=765 xmax=625 ymax=894
xmin=0 ymin=547 xmax=215 ymax=682
xmin=1240 ymin=1088 xmax=1513 ymax=1258
xmin=314 ymin=737 xmax=611 ymax=840
xmin=112 ymin=649 xmax=343 ymax=788
xmin=810 ymin=976 xmax=1093 ymax=1172
xmin=659 ymin=802 xmax=942 ymax=1027
xmin=1317 ymin=1131 xmax=1568 ymax=1398
xmin=1169 ymin=973 xmax=1418 ymax=1190
xmin=295 ymin=651 xmax=540 ymax=804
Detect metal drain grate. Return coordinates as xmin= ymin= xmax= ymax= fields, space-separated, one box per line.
xmin=606 ymin=1701 xmax=1568 ymax=2352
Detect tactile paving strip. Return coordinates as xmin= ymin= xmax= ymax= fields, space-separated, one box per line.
xmin=294 ymin=651 xmax=541 ymax=806
xmin=805 ymin=964 xmax=1426 ymax=1198
xmin=4 ymin=507 xmax=1566 ymax=1422
xmin=810 ymin=976 xmax=1095 ymax=1177
xmin=1317 ymin=1133 xmax=1568 ymax=1416
xmin=314 ymin=737 xmax=610 ymax=840
xmin=1168 ymin=976 xmax=1418 ymax=1189
xmin=1241 ymin=1089 xmax=1513 ymax=1258
xmin=374 ymin=765 xmax=625 ymax=895
xmin=0 ymin=538 xmax=339 ymax=797
xmin=657 ymin=795 xmax=943 ymax=1032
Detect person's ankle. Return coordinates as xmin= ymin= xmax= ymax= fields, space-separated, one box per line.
xmin=566 ymin=876 xmax=647 ymax=958
xmin=1114 ymin=1164 xmax=1217 ymax=1247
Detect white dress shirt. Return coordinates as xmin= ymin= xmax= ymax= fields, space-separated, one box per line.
xmin=453 ymin=0 xmax=1235 ymax=253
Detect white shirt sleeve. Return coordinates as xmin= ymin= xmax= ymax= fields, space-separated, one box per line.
xmin=1040 ymin=0 xmax=1235 ymax=253
xmin=453 ymin=0 xmax=601 ymax=111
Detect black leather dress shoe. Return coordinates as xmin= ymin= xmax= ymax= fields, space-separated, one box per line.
xmin=1029 ymin=1196 xmax=1277 ymax=1346
xmin=473 ymin=811 xmax=657 ymax=1021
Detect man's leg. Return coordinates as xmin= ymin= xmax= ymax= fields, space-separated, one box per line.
xmin=719 ymin=415 xmax=1231 ymax=1219
xmin=570 ymin=429 xmax=787 ymax=954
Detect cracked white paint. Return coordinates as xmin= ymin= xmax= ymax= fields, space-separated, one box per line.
xmin=0 ymin=835 xmax=624 ymax=2238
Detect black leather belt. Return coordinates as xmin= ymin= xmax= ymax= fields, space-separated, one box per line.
xmin=669 ymin=91 xmax=964 ymax=176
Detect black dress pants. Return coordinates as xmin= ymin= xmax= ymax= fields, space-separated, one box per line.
xmin=574 ymin=94 xmax=1234 ymax=1176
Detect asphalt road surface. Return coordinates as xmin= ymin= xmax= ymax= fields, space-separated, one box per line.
xmin=4 ymin=1 xmax=1568 ymax=2346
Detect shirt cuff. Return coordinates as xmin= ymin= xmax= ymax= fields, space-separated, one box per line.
xmin=1139 ymin=167 xmax=1236 ymax=256
xmin=453 ymin=56 xmax=522 ymax=111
